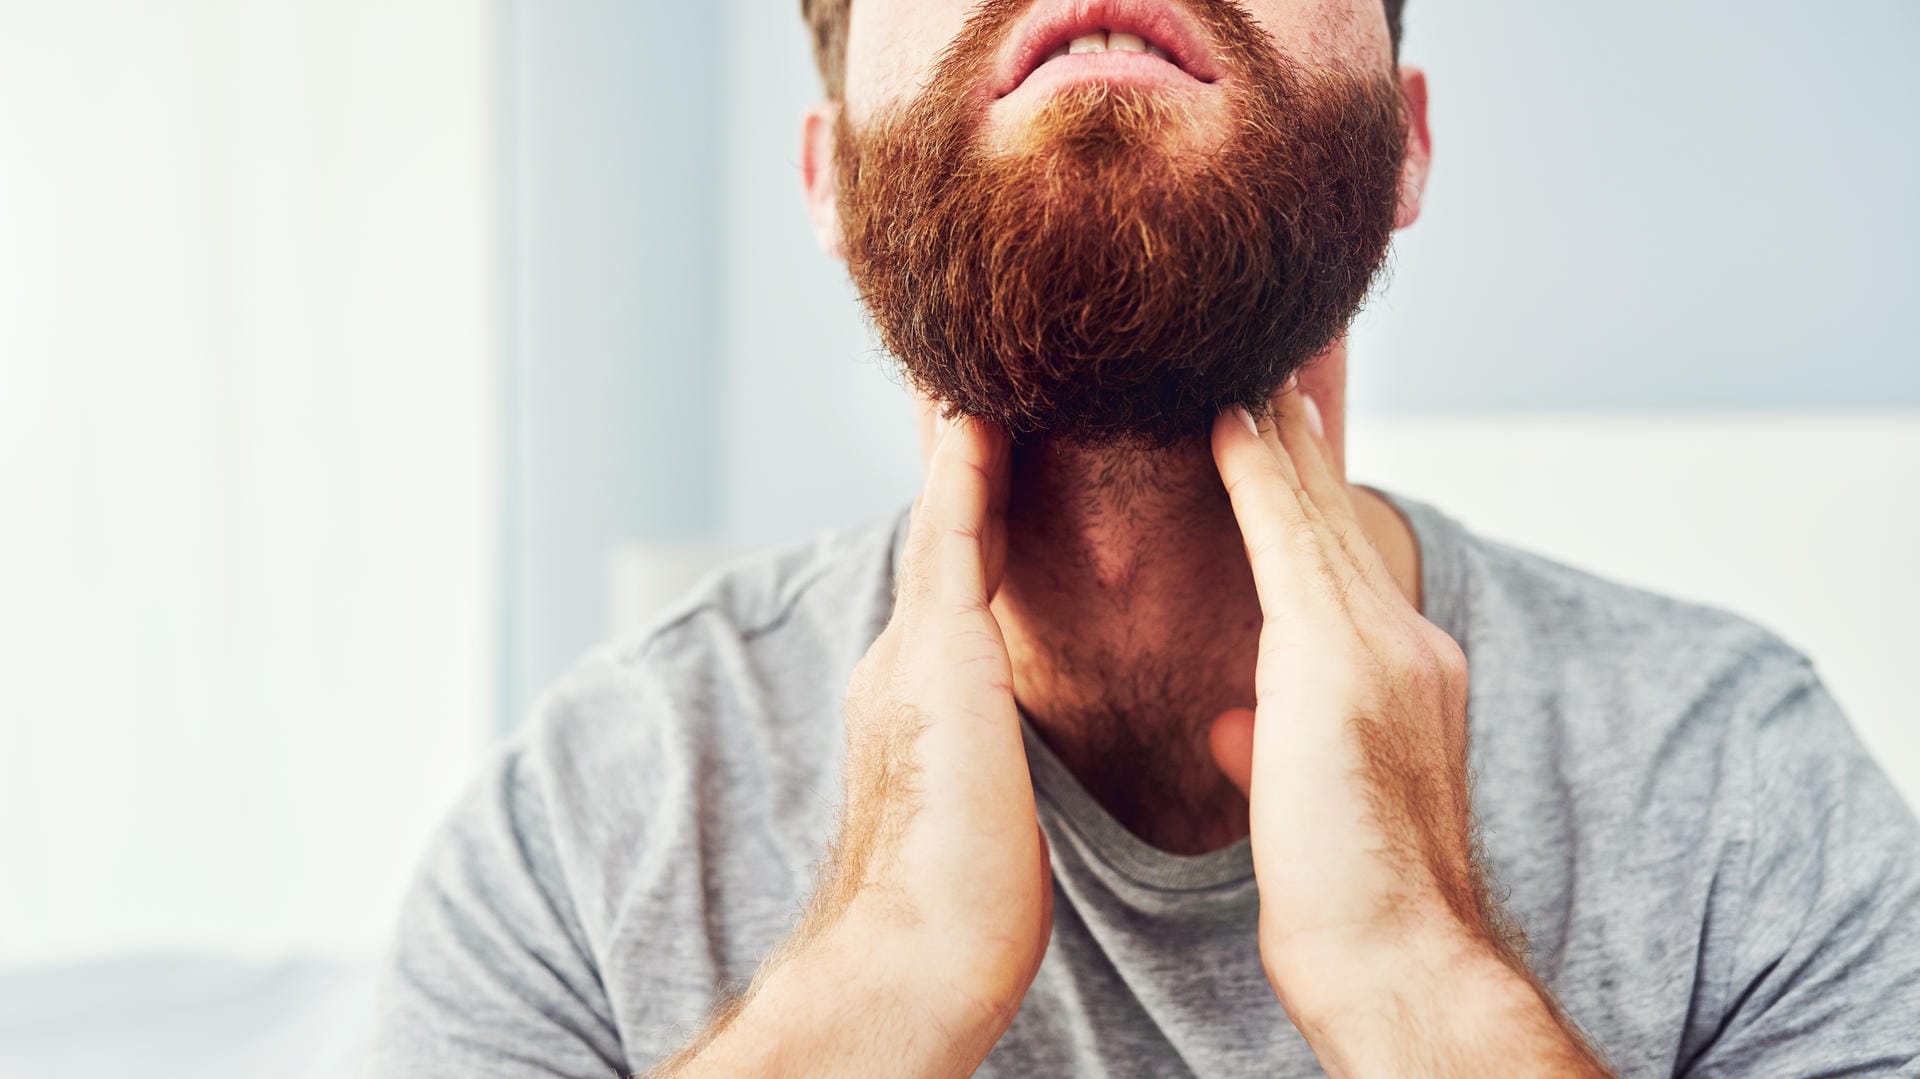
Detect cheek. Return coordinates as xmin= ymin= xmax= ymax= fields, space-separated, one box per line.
xmin=843 ymin=1 xmax=976 ymax=121
xmin=1235 ymin=0 xmax=1393 ymax=73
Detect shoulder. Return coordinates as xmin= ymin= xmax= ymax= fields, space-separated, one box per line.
xmin=374 ymin=511 xmax=909 ymax=1072
xmin=1386 ymin=495 xmax=1920 ymax=1065
xmin=1429 ymin=501 xmax=1822 ymax=740
xmin=493 ymin=508 xmax=905 ymax=925
xmin=517 ymin=506 xmax=903 ymax=778
xmin=1383 ymin=489 xmax=1837 ymax=841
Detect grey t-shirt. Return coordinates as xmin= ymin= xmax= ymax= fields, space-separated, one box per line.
xmin=371 ymin=488 xmax=1920 ymax=1077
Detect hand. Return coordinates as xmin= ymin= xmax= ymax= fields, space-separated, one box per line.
xmin=660 ymin=414 xmax=1046 ymax=1079
xmin=821 ymin=410 xmax=1052 ymax=1022
xmin=1206 ymin=376 xmax=1487 ymax=980
xmin=1206 ymin=379 xmax=1609 ymax=1075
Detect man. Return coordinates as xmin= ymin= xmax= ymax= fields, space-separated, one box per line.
xmin=372 ymin=0 xmax=1920 ymax=1074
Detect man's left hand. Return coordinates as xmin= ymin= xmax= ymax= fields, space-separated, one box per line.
xmin=1207 ymin=376 xmax=1611 ymax=1077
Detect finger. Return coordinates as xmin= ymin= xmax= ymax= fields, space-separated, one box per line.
xmin=1269 ymin=383 xmax=1400 ymax=600
xmin=1270 ymin=382 xmax=1355 ymax=523
xmin=1250 ymin=379 xmax=1324 ymax=535
xmin=1207 ymin=708 xmax=1257 ymax=798
xmin=899 ymin=412 xmax=1012 ymax=610
xmin=1211 ymin=406 xmax=1316 ymax=615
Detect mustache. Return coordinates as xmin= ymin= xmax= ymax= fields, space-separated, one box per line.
xmin=930 ymin=0 xmax=1275 ymax=95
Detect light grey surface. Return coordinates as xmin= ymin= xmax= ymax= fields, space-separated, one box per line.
xmin=0 ymin=955 xmax=378 ymax=1079
xmin=371 ymin=490 xmax=1920 ymax=1076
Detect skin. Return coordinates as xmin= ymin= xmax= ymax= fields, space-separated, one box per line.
xmin=657 ymin=0 xmax=1614 ymax=1074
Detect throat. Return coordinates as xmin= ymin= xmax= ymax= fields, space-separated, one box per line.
xmin=992 ymin=435 xmax=1263 ymax=855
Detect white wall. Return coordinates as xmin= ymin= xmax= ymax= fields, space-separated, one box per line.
xmin=0 ymin=1 xmax=498 ymax=963
xmin=1346 ymin=412 xmax=1920 ymax=809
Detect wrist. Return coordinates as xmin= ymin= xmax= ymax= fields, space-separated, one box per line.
xmin=679 ymin=916 xmax=1017 ymax=1078
xmin=1261 ymin=914 xmax=1506 ymax=1027
xmin=1261 ymin=919 xmax=1606 ymax=1077
xmin=814 ymin=906 xmax=1032 ymax=1047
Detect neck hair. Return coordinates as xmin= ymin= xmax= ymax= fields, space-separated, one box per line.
xmin=992 ymin=434 xmax=1263 ymax=854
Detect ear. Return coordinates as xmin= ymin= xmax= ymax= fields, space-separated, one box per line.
xmin=801 ymin=99 xmax=846 ymax=261
xmin=1393 ymin=66 xmax=1432 ymax=231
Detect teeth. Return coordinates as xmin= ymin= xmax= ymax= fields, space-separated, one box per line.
xmin=1050 ymin=30 xmax=1171 ymax=63
xmin=1067 ymin=31 xmax=1108 ymax=54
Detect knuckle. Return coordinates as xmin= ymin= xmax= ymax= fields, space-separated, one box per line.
xmin=1222 ymin=452 xmax=1285 ymax=498
xmin=1324 ymin=562 xmax=1362 ymax=606
xmin=1428 ymin=631 xmax=1470 ymax=689
xmin=1287 ymin=520 xmax=1324 ymax=556
xmin=1220 ymin=468 xmax=1264 ymax=502
xmin=958 ymin=453 xmax=997 ymax=492
xmin=1246 ymin=520 xmax=1320 ymax=569
xmin=944 ymin=521 xmax=984 ymax=547
xmin=893 ymin=561 xmax=936 ymax=610
xmin=845 ymin=652 xmax=890 ymax=715
xmin=1428 ymin=627 xmax=1467 ymax=671
xmin=1245 ymin=534 xmax=1287 ymax=567
xmin=1391 ymin=625 xmax=1467 ymax=697
xmin=1362 ymin=627 xmax=1420 ymax=677
xmin=902 ymin=522 xmax=941 ymax=573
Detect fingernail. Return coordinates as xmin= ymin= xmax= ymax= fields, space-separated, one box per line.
xmin=933 ymin=410 xmax=949 ymax=438
xmin=1282 ymin=371 xmax=1300 ymax=392
xmin=1234 ymin=405 xmax=1260 ymax=438
xmin=1302 ymin=394 xmax=1324 ymax=438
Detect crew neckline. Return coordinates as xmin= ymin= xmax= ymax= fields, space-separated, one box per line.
xmin=883 ymin=483 xmax=1472 ymax=894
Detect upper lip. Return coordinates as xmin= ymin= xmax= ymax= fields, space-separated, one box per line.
xmin=992 ymin=0 xmax=1225 ymax=98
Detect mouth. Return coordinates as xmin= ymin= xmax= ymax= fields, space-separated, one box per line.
xmin=993 ymin=0 xmax=1225 ymax=100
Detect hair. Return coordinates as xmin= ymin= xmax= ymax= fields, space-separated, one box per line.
xmin=800 ymin=0 xmax=1406 ymax=100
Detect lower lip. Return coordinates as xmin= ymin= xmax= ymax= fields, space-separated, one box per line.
xmin=1001 ymin=50 xmax=1208 ymax=103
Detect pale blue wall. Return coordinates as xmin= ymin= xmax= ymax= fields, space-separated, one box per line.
xmin=500 ymin=0 xmax=723 ymax=722
xmin=501 ymin=0 xmax=1918 ymax=720
xmin=716 ymin=2 xmax=924 ymax=550
xmin=1346 ymin=1 xmax=1920 ymax=413
xmin=713 ymin=0 xmax=1919 ymax=549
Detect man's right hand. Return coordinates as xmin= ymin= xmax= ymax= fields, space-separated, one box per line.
xmin=659 ymin=413 xmax=1050 ymax=1078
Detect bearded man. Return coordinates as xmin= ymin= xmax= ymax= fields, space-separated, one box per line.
xmin=371 ymin=0 xmax=1920 ymax=1075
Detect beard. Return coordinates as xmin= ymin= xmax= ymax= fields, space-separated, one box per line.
xmin=833 ymin=0 xmax=1409 ymax=448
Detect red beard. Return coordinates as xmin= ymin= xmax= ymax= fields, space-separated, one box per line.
xmin=834 ymin=0 xmax=1408 ymax=448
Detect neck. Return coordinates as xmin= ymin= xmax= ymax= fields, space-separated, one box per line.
xmin=972 ymin=351 xmax=1422 ymax=855
xmin=991 ymin=433 xmax=1263 ymax=854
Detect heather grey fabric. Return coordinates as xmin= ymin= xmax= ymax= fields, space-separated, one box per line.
xmin=371 ymin=487 xmax=1920 ymax=1078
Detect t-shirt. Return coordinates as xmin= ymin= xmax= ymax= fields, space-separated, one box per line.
xmin=369 ymin=486 xmax=1920 ymax=1078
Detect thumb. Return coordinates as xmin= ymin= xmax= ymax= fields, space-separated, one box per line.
xmin=1207 ymin=708 xmax=1257 ymax=797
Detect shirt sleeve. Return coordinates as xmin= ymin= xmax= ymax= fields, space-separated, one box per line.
xmin=367 ymin=743 xmax=627 ymax=1078
xmin=1680 ymin=663 xmax=1920 ymax=1077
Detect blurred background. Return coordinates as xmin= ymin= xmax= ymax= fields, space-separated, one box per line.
xmin=1 ymin=0 xmax=1914 ymax=1074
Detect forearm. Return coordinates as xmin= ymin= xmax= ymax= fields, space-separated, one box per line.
xmin=1272 ymin=928 xmax=1612 ymax=1078
xmin=653 ymin=916 xmax=1013 ymax=1079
